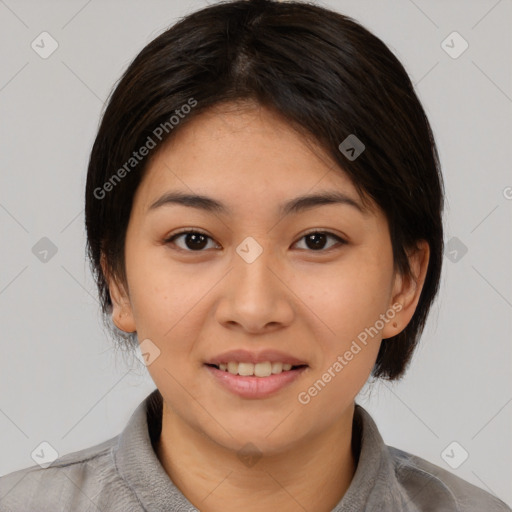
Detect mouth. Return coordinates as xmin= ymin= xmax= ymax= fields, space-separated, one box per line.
xmin=205 ymin=361 xmax=308 ymax=377
xmin=204 ymin=349 xmax=309 ymax=398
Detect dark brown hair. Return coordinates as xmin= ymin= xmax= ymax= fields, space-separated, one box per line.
xmin=85 ymin=0 xmax=444 ymax=381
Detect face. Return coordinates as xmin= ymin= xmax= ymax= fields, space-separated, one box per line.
xmin=107 ymin=102 xmax=427 ymax=455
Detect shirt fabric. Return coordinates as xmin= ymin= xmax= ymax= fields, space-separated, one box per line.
xmin=0 ymin=388 xmax=509 ymax=512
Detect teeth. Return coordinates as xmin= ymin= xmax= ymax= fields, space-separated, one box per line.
xmin=271 ymin=362 xmax=283 ymax=373
xmin=238 ymin=362 xmax=254 ymax=376
xmin=254 ymin=362 xmax=272 ymax=377
xmin=216 ymin=361 xmax=299 ymax=376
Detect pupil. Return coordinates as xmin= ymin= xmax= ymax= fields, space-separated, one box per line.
xmin=186 ymin=233 xmax=208 ymax=250
xmin=306 ymin=233 xmax=326 ymax=250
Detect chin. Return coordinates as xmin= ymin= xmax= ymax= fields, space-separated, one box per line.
xmin=201 ymin=415 xmax=307 ymax=456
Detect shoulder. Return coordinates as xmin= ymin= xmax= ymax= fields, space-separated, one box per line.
xmin=388 ymin=445 xmax=511 ymax=512
xmin=0 ymin=435 xmax=139 ymax=512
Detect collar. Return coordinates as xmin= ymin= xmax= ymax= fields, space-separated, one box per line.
xmin=114 ymin=389 xmax=195 ymax=511
xmin=114 ymin=389 xmax=414 ymax=511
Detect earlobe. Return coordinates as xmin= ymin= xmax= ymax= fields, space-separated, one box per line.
xmin=110 ymin=292 xmax=137 ymax=333
xmin=100 ymin=253 xmax=137 ymax=333
xmin=382 ymin=240 xmax=430 ymax=339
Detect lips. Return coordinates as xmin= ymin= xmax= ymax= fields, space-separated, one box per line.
xmin=205 ymin=364 xmax=308 ymax=398
xmin=204 ymin=349 xmax=309 ymax=398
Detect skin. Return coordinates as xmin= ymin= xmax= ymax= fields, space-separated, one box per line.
xmin=105 ymin=101 xmax=429 ymax=512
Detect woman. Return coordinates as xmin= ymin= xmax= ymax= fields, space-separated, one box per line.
xmin=0 ymin=0 xmax=509 ymax=510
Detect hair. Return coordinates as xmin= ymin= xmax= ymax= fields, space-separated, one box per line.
xmin=85 ymin=0 xmax=444 ymax=381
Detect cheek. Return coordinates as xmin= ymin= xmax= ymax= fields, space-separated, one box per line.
xmin=295 ymin=263 xmax=389 ymax=417
xmin=304 ymin=255 xmax=394 ymax=343
xmin=125 ymin=249 xmax=221 ymax=353
xmin=124 ymin=248 xmax=187 ymax=337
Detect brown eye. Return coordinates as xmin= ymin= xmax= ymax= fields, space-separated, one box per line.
xmin=294 ymin=231 xmax=346 ymax=251
xmin=165 ymin=231 xmax=219 ymax=251
xmin=165 ymin=229 xmax=346 ymax=253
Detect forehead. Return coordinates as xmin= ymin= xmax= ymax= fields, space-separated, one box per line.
xmin=135 ymin=103 xmax=369 ymax=214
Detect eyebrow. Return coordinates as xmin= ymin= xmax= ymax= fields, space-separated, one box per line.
xmin=148 ymin=190 xmax=367 ymax=217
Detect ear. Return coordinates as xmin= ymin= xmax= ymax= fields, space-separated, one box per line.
xmin=100 ymin=253 xmax=136 ymax=333
xmin=382 ymin=240 xmax=430 ymax=339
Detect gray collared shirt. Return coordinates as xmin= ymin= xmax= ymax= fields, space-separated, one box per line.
xmin=1 ymin=389 xmax=510 ymax=511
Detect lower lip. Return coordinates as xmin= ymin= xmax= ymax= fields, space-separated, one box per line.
xmin=205 ymin=365 xmax=308 ymax=399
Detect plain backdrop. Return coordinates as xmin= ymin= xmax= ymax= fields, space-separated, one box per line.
xmin=1 ymin=0 xmax=511 ymax=507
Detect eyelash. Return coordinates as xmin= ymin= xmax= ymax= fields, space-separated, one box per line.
xmin=164 ymin=228 xmax=347 ymax=253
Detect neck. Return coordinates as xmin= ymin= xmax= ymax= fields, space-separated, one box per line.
xmin=155 ymin=401 xmax=357 ymax=512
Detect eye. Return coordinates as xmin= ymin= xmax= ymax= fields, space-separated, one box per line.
xmin=293 ymin=231 xmax=347 ymax=252
xmin=164 ymin=229 xmax=347 ymax=253
xmin=164 ymin=230 xmax=220 ymax=252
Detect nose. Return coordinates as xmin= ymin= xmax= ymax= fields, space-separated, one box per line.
xmin=215 ymin=242 xmax=295 ymax=334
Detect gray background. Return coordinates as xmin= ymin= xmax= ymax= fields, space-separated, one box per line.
xmin=1 ymin=0 xmax=511 ymax=506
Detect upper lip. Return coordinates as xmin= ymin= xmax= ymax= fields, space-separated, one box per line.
xmin=205 ymin=349 xmax=308 ymax=366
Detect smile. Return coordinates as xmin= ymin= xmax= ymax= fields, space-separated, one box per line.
xmin=205 ymin=363 xmax=309 ymax=398
xmin=207 ymin=361 xmax=307 ymax=377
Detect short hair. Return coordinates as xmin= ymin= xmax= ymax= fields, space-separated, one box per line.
xmin=85 ymin=0 xmax=444 ymax=381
